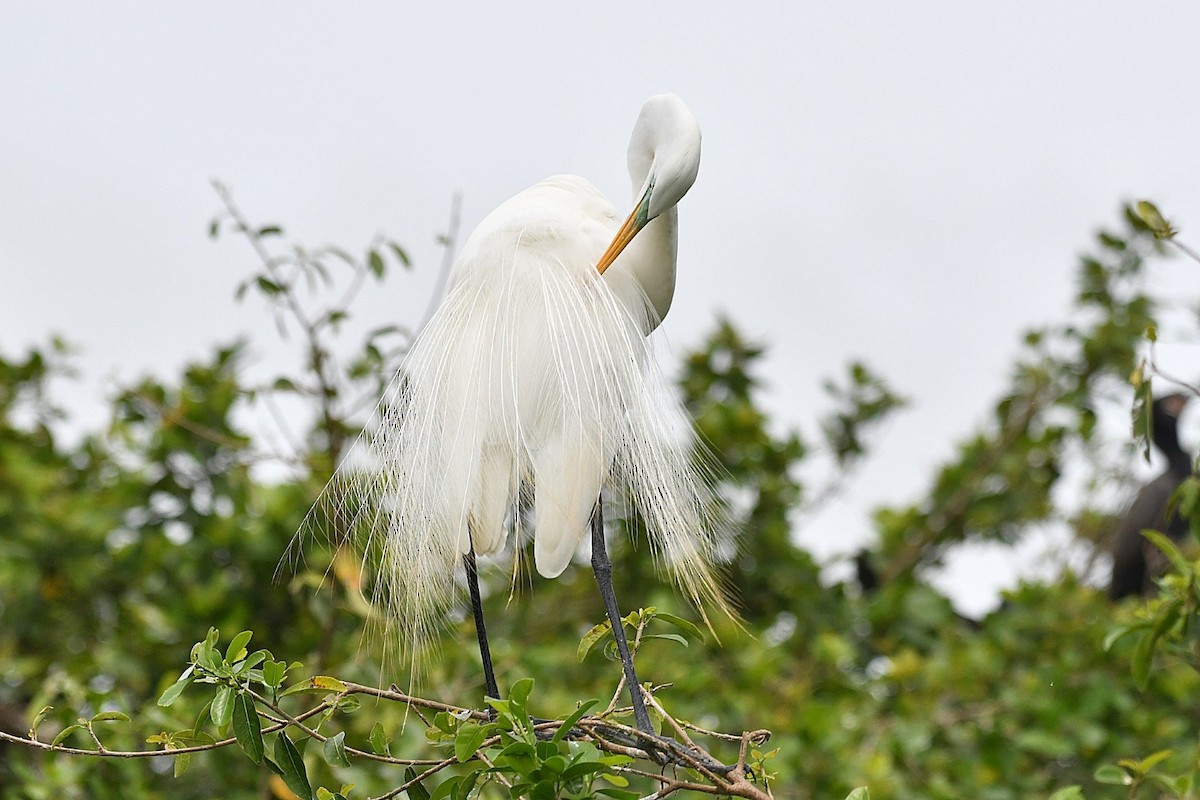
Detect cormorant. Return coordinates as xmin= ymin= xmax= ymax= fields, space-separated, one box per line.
xmin=1110 ymin=393 xmax=1193 ymax=600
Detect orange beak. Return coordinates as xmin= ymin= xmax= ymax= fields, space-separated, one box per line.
xmin=596 ymin=187 xmax=652 ymax=275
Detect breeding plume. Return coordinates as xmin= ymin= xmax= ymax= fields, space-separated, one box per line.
xmin=304 ymin=94 xmax=725 ymax=731
xmin=1110 ymin=393 xmax=1193 ymax=599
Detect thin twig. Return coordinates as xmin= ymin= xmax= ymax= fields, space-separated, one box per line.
xmin=644 ymin=693 xmax=697 ymax=750
xmin=249 ymin=689 xmax=441 ymax=767
xmin=1147 ymin=338 xmax=1200 ymax=398
xmin=7 ymin=673 xmax=775 ymax=798
xmin=0 ymin=703 xmax=327 ymax=759
xmin=372 ymin=757 xmax=457 ymax=800
xmin=419 ymin=191 xmax=463 ymax=332
xmin=214 ymin=181 xmax=349 ymax=467
xmin=332 ymin=240 xmax=375 ymax=312
xmin=1167 ymin=237 xmax=1200 ymax=265
xmin=125 ymin=390 xmax=295 ymax=467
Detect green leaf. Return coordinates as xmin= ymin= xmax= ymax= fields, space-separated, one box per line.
xmin=257 ymin=225 xmax=283 ymax=238
xmin=367 ymin=323 xmax=404 ymax=342
xmin=1154 ymin=773 xmax=1193 ymax=795
xmin=280 ymin=681 xmax=316 ymax=699
xmin=551 ymin=699 xmax=599 ymax=743
xmin=596 ymin=788 xmax=639 ymax=800
xmin=173 ymin=751 xmax=191 ymax=778
xmin=844 ymin=789 xmax=870 ymax=800
xmin=389 ymin=241 xmax=412 ymax=269
xmin=1151 ymin=600 xmax=1183 ymax=645
xmin=196 ymin=627 xmax=221 ymax=670
xmin=263 ymin=660 xmax=287 ymax=689
xmin=256 ymin=277 xmax=284 ymax=296
xmin=1135 ymin=200 xmax=1176 ymax=239
xmin=334 ymin=695 xmax=361 ymax=715
xmin=193 ymin=700 xmax=212 ymax=742
xmin=369 ymin=722 xmax=391 ymax=756
xmin=405 ymin=767 xmax=432 ymax=800
xmin=643 ymin=633 xmax=689 ymax=648
xmin=429 ymin=776 xmax=461 ymax=800
xmin=455 ymin=771 xmax=480 ymax=800
xmin=1132 ymin=372 xmax=1154 ymax=462
xmin=232 ymin=692 xmax=264 ymax=764
xmin=577 ymin=620 xmax=613 ymax=662
xmin=1102 ymin=625 xmax=1137 ymax=651
xmin=1141 ymin=529 xmax=1191 ymax=576
xmin=211 ymin=685 xmax=235 ymax=728
xmin=91 ymin=711 xmax=130 ymax=724
xmin=1016 ymin=730 xmax=1072 ymax=758
xmin=275 ymin=731 xmax=313 ymax=800
xmin=454 ymin=722 xmax=489 ymax=763
xmin=323 ymin=731 xmax=351 ymax=767
xmin=158 ymin=674 xmax=193 ymax=707
xmin=1131 ymin=630 xmax=1155 ymax=690
xmin=309 ymin=675 xmax=348 ymax=692
xmin=50 ymin=724 xmax=84 ymax=747
xmin=562 ymin=760 xmax=605 ymax=781
xmin=1133 ymin=748 xmax=1173 ymax=773
xmin=1094 ymin=764 xmax=1131 ymax=785
xmin=235 ymin=649 xmax=269 ymax=676
xmin=30 ymin=705 xmax=53 ymax=738
xmin=509 ymin=678 xmax=534 ymax=714
xmin=655 ymin=612 xmax=706 ymax=642
xmin=368 ymin=249 xmax=385 ymax=278
xmin=225 ymin=630 xmax=253 ymax=664
xmin=497 ymin=740 xmax=536 ymax=759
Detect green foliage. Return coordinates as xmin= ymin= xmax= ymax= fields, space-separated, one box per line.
xmin=23 ymin=626 xmax=749 ymax=799
xmin=677 ymin=319 xmax=904 ymax=624
xmin=872 ymin=206 xmax=1162 ymax=583
xmin=6 ymin=199 xmax=1200 ymax=799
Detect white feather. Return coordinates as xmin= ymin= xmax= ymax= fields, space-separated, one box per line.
xmin=299 ymin=96 xmax=727 ymax=668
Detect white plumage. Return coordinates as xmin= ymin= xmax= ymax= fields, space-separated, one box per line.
xmin=304 ymin=95 xmax=725 ymax=662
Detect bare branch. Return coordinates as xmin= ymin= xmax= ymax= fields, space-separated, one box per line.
xmin=6 ymin=671 xmax=775 ymax=798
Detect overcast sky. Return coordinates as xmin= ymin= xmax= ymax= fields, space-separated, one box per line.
xmin=5 ymin=3 xmax=1200 ymax=614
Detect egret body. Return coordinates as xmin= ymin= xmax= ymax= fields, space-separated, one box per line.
xmin=306 ymin=95 xmax=725 ymax=731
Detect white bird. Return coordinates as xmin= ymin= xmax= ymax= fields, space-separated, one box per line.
xmin=304 ymin=94 xmax=727 ymax=731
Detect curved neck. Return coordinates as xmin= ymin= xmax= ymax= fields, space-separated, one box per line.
xmin=615 ymin=206 xmax=678 ymax=332
xmin=1153 ymin=414 xmax=1192 ymax=476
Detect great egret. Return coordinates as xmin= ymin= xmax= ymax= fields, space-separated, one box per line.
xmin=305 ymin=94 xmax=727 ymax=733
xmin=1110 ymin=393 xmax=1193 ymax=599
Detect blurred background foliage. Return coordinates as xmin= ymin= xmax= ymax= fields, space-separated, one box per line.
xmin=3 ymin=201 xmax=1200 ymax=799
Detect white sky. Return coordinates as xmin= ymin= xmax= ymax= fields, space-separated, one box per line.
xmin=5 ymin=3 xmax=1200 ymax=615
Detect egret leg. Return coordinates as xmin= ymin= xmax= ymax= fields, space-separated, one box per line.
xmin=463 ymin=546 xmax=500 ymax=702
xmin=589 ymin=501 xmax=655 ymax=734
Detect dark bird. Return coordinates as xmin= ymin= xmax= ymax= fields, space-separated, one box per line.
xmin=1110 ymin=393 xmax=1193 ymax=600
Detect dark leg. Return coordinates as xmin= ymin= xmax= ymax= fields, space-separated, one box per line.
xmin=463 ymin=546 xmax=500 ymax=702
xmin=590 ymin=501 xmax=655 ymax=734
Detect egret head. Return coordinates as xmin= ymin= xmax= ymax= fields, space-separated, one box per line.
xmin=596 ymin=94 xmax=701 ymax=275
xmin=628 ymin=93 xmax=702 ymax=219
